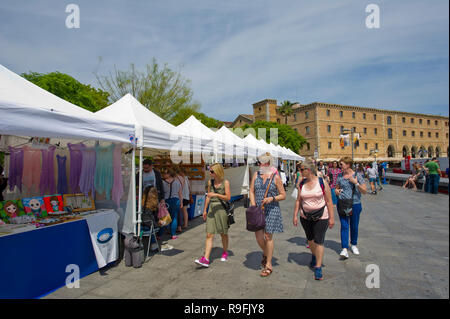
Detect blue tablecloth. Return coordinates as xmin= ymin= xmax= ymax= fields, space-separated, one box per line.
xmin=0 ymin=219 xmax=99 ymax=299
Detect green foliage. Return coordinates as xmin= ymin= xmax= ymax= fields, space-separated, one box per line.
xmin=21 ymin=71 xmax=109 ymax=112
xmin=240 ymin=121 xmax=307 ymax=154
xmin=279 ymin=100 xmax=294 ymax=124
xmin=95 ymin=58 xmax=201 ymax=122
xmin=170 ymin=109 xmax=223 ymax=128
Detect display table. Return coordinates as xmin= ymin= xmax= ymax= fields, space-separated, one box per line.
xmin=0 ymin=209 xmax=119 ymax=299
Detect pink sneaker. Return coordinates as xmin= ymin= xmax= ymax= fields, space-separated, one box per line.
xmin=194 ymin=256 xmax=210 ymax=267
xmin=221 ymin=251 xmax=228 ymax=261
xmin=171 ymin=236 xmax=179 ymax=240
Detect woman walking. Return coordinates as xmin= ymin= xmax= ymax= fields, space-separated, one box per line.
xmin=195 ymin=163 xmax=231 ymax=267
xmin=327 ymin=161 xmax=342 ymax=206
xmin=366 ymin=163 xmax=378 ymax=194
xmin=335 ymin=157 xmax=367 ymax=259
xmin=161 ymin=168 xmax=183 ymax=240
xmin=249 ymin=152 xmax=286 ymax=277
xmin=293 ymin=159 xmax=334 ymax=280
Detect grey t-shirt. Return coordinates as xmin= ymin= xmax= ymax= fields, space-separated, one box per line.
xmin=163 ymin=179 xmax=182 ymax=200
xmin=337 ymin=173 xmax=365 ymax=204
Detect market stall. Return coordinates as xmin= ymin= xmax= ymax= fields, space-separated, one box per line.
xmin=0 ymin=64 xmax=135 ymax=298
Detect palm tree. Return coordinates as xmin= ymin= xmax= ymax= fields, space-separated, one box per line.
xmin=279 ymin=100 xmax=294 ymax=124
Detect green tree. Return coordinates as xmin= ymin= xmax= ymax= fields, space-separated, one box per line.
xmin=95 ymin=58 xmax=200 ymax=122
xmin=279 ymin=100 xmax=294 ymax=124
xmin=241 ymin=121 xmax=307 ymax=154
xmin=21 ymin=71 xmax=109 ymax=112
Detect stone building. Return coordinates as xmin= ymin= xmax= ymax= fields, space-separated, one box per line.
xmin=232 ymin=99 xmax=449 ymax=162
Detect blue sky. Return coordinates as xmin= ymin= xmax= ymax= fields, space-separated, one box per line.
xmin=0 ymin=0 xmax=448 ymax=121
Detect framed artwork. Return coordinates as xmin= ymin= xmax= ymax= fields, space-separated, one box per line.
xmin=0 ymin=199 xmax=26 ymax=223
xmin=43 ymin=195 xmax=64 ymax=214
xmin=63 ymin=194 xmax=95 ymax=212
xmin=22 ymin=197 xmax=48 ymax=218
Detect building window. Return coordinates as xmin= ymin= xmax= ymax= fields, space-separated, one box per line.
xmin=388 ymin=128 xmax=393 ymax=139
xmin=340 ymin=111 xmax=343 ymax=118
xmin=374 ymin=128 xmax=377 ymax=135
xmin=294 ymin=114 xmax=297 ymax=121
xmin=419 ymin=119 xmax=422 ymax=125
xmin=375 ymin=143 xmax=378 ymax=150
xmin=352 ymin=112 xmax=355 ymax=119
xmin=327 ymin=109 xmax=330 ymax=117
xmin=340 ymin=126 xmax=344 ymax=133
xmin=428 ymin=132 xmax=431 ymax=138
xmin=427 ymin=119 xmax=430 ymax=125
xmin=411 ymin=118 xmax=414 ymax=124
xmin=327 ymin=125 xmax=331 ymax=133
xmin=305 ymin=111 xmax=309 ymax=119
xmin=420 ymin=131 xmax=423 ymax=138
xmin=363 ymin=113 xmax=366 ymax=120
xmin=387 ymin=116 xmax=392 ymax=125
xmin=446 ymin=133 xmax=449 ymax=138
xmin=305 ymin=126 xmax=310 ymax=134
xmin=259 ymin=107 xmax=261 ymax=112
xmin=403 ymin=130 xmax=407 ymax=137
xmin=374 ymin=114 xmax=377 ymax=120
xmin=435 ymin=120 xmax=438 ymax=125
xmin=277 ymin=119 xmax=280 ymax=124
xmin=402 ymin=117 xmax=406 ymax=123
xmin=436 ymin=132 xmax=439 ymax=138
xmin=364 ymin=143 xmax=368 ymax=150
xmin=306 ymin=143 xmax=310 ymax=151
xmin=364 ymin=127 xmax=367 ymax=134
xmin=328 ymin=142 xmax=332 ymax=149
xmin=412 ymin=131 xmax=415 ymax=137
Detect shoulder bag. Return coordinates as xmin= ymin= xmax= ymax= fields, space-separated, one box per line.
xmin=211 ymin=180 xmax=235 ymax=227
xmin=245 ymin=173 xmax=275 ymax=232
xmin=299 ymin=177 xmax=326 ymax=221
xmin=337 ymin=174 xmax=356 ymax=217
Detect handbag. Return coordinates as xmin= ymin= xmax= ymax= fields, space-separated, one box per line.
xmin=158 ymin=213 xmax=172 ymax=227
xmin=157 ymin=202 xmax=170 ymax=219
xmin=337 ymin=174 xmax=356 ymax=217
xmin=211 ymin=180 xmax=235 ymax=227
xmin=245 ymin=173 xmax=275 ymax=232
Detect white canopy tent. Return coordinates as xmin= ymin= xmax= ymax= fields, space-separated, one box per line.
xmin=0 ymin=64 xmax=134 ymax=143
xmin=214 ymin=126 xmax=258 ymax=159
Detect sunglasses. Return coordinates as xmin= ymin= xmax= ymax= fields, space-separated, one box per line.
xmin=209 ymin=170 xmax=215 ymax=174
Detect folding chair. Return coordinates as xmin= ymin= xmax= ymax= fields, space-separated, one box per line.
xmin=140 ymin=214 xmax=161 ymax=262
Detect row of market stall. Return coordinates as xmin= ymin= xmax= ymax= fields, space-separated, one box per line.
xmin=0 ymin=64 xmax=303 ymax=298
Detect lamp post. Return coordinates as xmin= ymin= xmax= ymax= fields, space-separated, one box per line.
xmin=342 ymin=128 xmax=357 ymax=161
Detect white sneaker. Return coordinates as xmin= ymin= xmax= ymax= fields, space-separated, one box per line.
xmin=340 ymin=248 xmax=349 ymax=259
xmin=351 ymin=245 xmax=360 ymax=255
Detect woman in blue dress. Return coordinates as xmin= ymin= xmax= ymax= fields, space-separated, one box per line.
xmin=249 ymin=152 xmax=286 ymax=277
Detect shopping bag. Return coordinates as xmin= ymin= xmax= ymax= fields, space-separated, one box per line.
xmin=291 ymin=187 xmax=298 ymax=199
xmin=157 ymin=202 xmax=170 ymax=219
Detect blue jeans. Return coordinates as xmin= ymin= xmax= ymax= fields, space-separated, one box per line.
xmin=424 ymin=176 xmax=430 ymax=193
xmin=158 ymin=198 xmax=180 ymax=237
xmin=338 ymin=203 xmax=363 ymax=249
xmin=429 ymin=174 xmax=440 ymax=194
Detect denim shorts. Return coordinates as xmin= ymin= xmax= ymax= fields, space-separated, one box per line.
xmin=369 ymin=178 xmax=377 ymax=183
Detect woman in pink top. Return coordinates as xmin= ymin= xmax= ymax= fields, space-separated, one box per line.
xmin=293 ymin=159 xmax=334 ymax=280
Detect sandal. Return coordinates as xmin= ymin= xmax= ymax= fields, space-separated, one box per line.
xmin=260 ymin=267 xmax=273 ymax=277
xmin=261 ymin=255 xmax=267 ymax=269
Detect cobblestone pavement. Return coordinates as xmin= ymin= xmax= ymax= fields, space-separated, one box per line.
xmin=44 ymin=184 xmax=449 ymax=299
